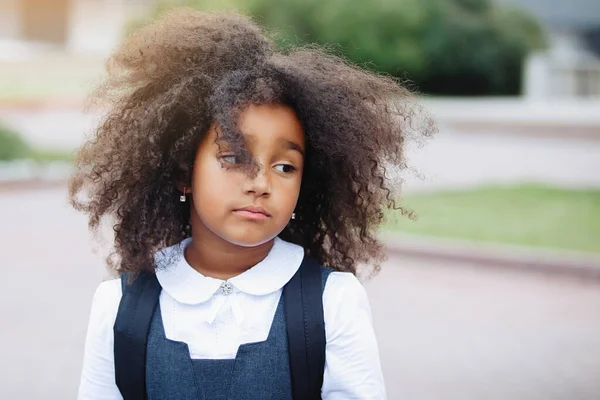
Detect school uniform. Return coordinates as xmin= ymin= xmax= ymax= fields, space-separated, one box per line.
xmin=78 ymin=237 xmax=386 ymax=399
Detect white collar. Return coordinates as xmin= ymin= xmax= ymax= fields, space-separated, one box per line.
xmin=155 ymin=237 xmax=305 ymax=305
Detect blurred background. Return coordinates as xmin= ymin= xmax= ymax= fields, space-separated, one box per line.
xmin=0 ymin=0 xmax=599 ymax=399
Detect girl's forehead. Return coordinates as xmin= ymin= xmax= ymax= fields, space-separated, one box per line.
xmin=235 ymin=104 xmax=305 ymax=148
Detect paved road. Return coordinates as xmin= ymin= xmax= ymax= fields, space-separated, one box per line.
xmin=399 ymin=130 xmax=600 ymax=191
xmin=1 ymin=187 xmax=600 ymax=399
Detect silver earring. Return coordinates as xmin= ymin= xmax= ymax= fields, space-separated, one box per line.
xmin=291 ymin=212 xmax=296 ymax=220
xmin=180 ymin=189 xmax=187 ymax=202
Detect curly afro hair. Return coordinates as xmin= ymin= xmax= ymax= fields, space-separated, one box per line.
xmin=69 ymin=9 xmax=435 ymax=277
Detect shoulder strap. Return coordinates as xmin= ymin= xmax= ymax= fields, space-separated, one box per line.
xmin=283 ymin=256 xmax=326 ymax=400
xmin=114 ymin=272 xmax=161 ymax=400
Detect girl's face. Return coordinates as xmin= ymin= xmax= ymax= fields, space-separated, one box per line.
xmin=190 ymin=104 xmax=305 ymax=247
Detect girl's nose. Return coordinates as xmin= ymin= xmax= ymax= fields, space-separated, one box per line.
xmin=243 ymin=166 xmax=271 ymax=196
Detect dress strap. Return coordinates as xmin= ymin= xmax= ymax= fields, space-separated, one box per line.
xmin=283 ymin=256 xmax=326 ymax=400
xmin=114 ymin=272 xmax=162 ymax=400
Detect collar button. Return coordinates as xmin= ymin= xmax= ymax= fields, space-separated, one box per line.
xmin=219 ymin=281 xmax=233 ymax=296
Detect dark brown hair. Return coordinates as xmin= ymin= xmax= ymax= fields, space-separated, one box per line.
xmin=69 ymin=9 xmax=435 ymax=276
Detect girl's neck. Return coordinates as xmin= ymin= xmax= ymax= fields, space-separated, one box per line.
xmin=184 ymin=233 xmax=274 ymax=281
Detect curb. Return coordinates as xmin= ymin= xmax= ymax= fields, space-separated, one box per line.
xmin=383 ymin=232 xmax=600 ymax=280
xmin=0 ymin=178 xmax=67 ymax=193
xmin=0 ymin=161 xmax=72 ymax=193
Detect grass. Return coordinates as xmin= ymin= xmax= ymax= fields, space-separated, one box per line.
xmin=384 ymin=185 xmax=600 ymax=254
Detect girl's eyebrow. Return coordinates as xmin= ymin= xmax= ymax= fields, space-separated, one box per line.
xmin=221 ymin=133 xmax=305 ymax=156
xmin=277 ymin=138 xmax=305 ymax=156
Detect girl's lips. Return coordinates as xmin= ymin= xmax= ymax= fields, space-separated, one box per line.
xmin=233 ymin=206 xmax=271 ymax=221
xmin=233 ymin=210 xmax=270 ymax=221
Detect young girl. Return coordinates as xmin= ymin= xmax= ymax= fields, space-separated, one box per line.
xmin=72 ymin=9 xmax=433 ymax=400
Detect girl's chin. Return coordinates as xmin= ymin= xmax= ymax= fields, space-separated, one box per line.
xmin=219 ymin=231 xmax=279 ymax=248
xmin=227 ymin=237 xmax=276 ymax=248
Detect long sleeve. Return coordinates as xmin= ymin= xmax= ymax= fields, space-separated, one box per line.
xmin=322 ymin=272 xmax=387 ymax=399
xmin=78 ymin=279 xmax=123 ymax=400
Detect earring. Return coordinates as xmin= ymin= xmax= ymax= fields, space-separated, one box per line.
xmin=180 ymin=188 xmax=187 ymax=203
xmin=291 ymin=212 xmax=296 ymax=220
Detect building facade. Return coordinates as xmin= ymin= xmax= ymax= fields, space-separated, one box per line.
xmin=496 ymin=0 xmax=600 ymax=98
xmin=0 ymin=0 xmax=155 ymax=55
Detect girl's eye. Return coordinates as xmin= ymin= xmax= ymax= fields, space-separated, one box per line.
xmin=274 ymin=164 xmax=296 ymax=173
xmin=219 ymin=154 xmax=238 ymax=165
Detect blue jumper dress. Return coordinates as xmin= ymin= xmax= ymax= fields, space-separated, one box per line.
xmin=143 ymin=267 xmax=333 ymax=400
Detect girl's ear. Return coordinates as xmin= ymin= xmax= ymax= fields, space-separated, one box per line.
xmin=175 ymin=176 xmax=190 ymax=192
xmin=175 ymin=181 xmax=190 ymax=194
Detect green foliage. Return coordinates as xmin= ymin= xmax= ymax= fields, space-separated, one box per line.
xmin=415 ymin=0 xmax=546 ymax=94
xmin=28 ymin=148 xmax=74 ymax=163
xmin=0 ymin=124 xmax=73 ymax=162
xmin=0 ymin=124 xmax=30 ymax=161
xmin=126 ymin=0 xmax=244 ymax=35
xmin=128 ymin=0 xmax=546 ymax=95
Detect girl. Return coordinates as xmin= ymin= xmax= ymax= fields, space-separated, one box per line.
xmin=71 ymin=9 xmax=433 ymax=400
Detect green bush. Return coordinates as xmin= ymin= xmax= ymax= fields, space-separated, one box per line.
xmin=0 ymin=124 xmax=30 ymax=161
xmin=128 ymin=0 xmax=546 ymax=95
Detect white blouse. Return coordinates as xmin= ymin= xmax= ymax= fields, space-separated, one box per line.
xmin=78 ymin=237 xmax=386 ymax=399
